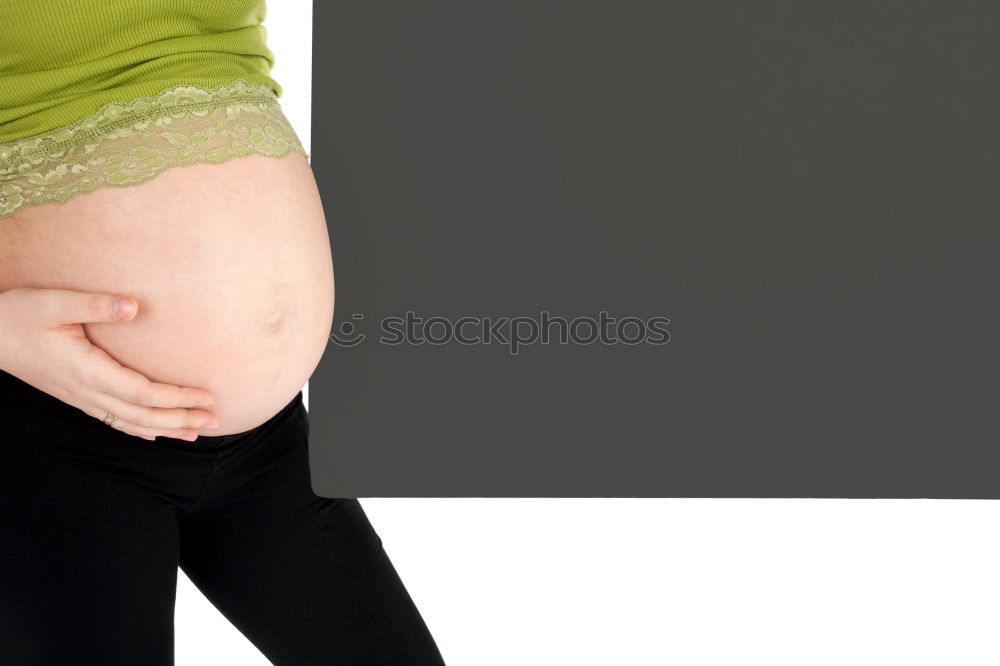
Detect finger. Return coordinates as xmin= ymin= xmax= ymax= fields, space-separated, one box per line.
xmin=79 ymin=402 xmax=200 ymax=442
xmin=79 ymin=344 xmax=215 ymax=408
xmin=94 ymin=391 xmax=219 ymax=432
xmin=33 ymin=289 xmax=138 ymax=325
xmin=113 ymin=419 xmax=201 ymax=442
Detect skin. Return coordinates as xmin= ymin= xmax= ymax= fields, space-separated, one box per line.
xmin=0 ymin=153 xmax=335 ymax=438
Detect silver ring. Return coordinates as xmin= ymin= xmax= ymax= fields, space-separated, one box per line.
xmin=102 ymin=412 xmax=119 ymax=427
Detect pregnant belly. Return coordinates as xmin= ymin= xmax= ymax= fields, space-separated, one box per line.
xmin=0 ymin=153 xmax=335 ymax=435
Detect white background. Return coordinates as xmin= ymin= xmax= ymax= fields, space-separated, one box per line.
xmin=175 ymin=3 xmax=1000 ymax=664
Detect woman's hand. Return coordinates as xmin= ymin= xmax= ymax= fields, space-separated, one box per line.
xmin=0 ymin=287 xmax=219 ymax=441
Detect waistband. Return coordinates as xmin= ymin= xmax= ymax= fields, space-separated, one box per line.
xmin=0 ymin=367 xmax=303 ymax=449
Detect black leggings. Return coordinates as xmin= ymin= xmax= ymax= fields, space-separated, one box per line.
xmin=0 ymin=369 xmax=446 ymax=665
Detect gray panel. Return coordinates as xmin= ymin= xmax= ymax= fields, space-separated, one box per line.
xmin=308 ymin=1 xmax=1000 ymax=497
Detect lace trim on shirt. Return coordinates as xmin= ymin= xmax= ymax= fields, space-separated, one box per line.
xmin=0 ymin=78 xmax=309 ymax=218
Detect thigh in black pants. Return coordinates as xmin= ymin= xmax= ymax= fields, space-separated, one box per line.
xmin=0 ymin=369 xmax=446 ymax=665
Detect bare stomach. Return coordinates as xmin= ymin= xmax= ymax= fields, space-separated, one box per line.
xmin=0 ymin=153 xmax=335 ymax=435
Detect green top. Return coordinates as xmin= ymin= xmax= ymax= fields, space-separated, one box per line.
xmin=0 ymin=0 xmax=282 ymax=144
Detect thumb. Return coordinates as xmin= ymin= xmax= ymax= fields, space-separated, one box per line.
xmin=37 ymin=289 xmax=139 ymax=324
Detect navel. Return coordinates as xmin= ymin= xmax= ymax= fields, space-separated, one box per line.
xmin=265 ymin=309 xmax=284 ymax=332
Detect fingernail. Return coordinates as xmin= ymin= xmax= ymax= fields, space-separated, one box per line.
xmin=197 ymin=398 xmax=214 ymax=406
xmin=184 ymin=433 xmax=198 ymax=442
xmin=206 ymin=423 xmax=219 ymax=430
xmin=113 ymin=297 xmax=135 ymax=319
